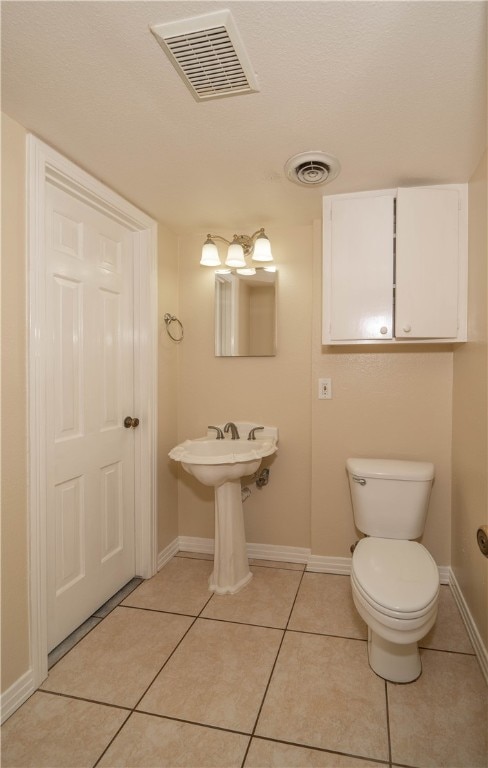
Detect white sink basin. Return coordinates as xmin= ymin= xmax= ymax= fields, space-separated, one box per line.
xmin=169 ymin=436 xmax=277 ymax=486
xmin=169 ymin=424 xmax=278 ymax=595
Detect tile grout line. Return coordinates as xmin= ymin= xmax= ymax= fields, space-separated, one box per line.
xmin=118 ymin=604 xmax=201 ymax=619
xmin=37 ymin=688 xmax=132 ymax=713
xmin=418 ymin=645 xmax=477 ymax=657
xmin=196 ymin=613 xmax=295 ymax=632
xmin=135 ymin=709 xmax=253 ymax=738
xmin=245 ymin=734 xmax=392 ymax=767
xmin=92 ymin=710 xmax=134 ymax=768
xmin=92 ymin=590 xmax=216 ymax=768
xmin=37 ymin=559 xmax=474 ymax=768
xmin=286 ymin=626 xmax=368 ymax=643
xmin=239 ymin=566 xmax=393 ymax=768
xmin=46 ymin=564 xmax=316 ymax=767
xmin=237 ymin=569 xmax=390 ymax=768
xmin=239 ymin=568 xmax=307 ymax=768
xmin=47 ymin=578 xmax=144 ymax=671
xmin=38 ymin=689 xmax=394 ymax=768
xmin=57 ymin=564 xmax=472 ymax=657
xmin=176 ymin=553 xmax=307 ymax=573
xmin=131 ymin=590 xmax=215 ymax=712
xmin=47 ymin=619 xmax=104 ymax=673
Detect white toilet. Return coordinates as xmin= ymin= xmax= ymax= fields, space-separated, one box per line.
xmin=346 ymin=458 xmax=440 ymax=683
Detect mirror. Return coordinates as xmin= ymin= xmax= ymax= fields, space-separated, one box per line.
xmin=215 ymin=270 xmax=277 ymax=356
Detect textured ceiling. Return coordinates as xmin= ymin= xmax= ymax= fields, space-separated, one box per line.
xmin=2 ymin=1 xmax=486 ymax=234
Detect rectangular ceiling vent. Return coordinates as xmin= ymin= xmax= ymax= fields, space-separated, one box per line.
xmin=150 ymin=10 xmax=259 ymax=102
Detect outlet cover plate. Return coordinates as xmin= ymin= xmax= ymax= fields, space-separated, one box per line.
xmin=318 ymin=378 xmax=332 ymax=399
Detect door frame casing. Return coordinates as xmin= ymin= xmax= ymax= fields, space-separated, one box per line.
xmin=27 ymin=135 xmax=158 ymax=687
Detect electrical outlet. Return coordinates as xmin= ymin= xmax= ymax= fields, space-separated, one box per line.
xmin=318 ymin=377 xmax=332 ymax=399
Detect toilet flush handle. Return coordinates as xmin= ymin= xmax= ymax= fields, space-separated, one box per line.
xmin=352 ymin=476 xmax=366 ymax=485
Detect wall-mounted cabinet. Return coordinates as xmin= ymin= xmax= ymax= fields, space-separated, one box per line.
xmin=322 ymin=184 xmax=468 ymax=345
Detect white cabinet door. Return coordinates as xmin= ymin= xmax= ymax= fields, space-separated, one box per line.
xmin=395 ymin=187 xmax=460 ymax=339
xmin=323 ymin=184 xmax=466 ymax=345
xmin=324 ymin=193 xmax=395 ymax=341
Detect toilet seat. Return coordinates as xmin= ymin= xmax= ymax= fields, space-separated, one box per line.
xmin=351 ymin=571 xmax=438 ymax=627
xmin=352 ymin=537 xmax=439 ymax=618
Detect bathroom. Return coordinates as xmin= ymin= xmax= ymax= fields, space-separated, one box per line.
xmin=1 ymin=1 xmax=487 ymax=765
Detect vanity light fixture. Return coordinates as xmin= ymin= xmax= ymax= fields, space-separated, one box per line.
xmin=200 ymin=228 xmax=273 ymax=269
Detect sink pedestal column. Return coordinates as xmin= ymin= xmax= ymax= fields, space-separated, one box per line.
xmin=209 ymin=480 xmax=252 ymax=594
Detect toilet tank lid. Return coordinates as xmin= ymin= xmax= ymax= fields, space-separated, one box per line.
xmin=346 ymin=458 xmax=434 ymax=482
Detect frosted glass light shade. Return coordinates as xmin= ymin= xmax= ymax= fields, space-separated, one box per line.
xmin=252 ymin=232 xmax=273 ymax=261
xmin=201 ymin=240 xmax=221 ymax=266
xmin=225 ymin=242 xmax=246 ymax=267
xmin=236 ymin=267 xmax=256 ymax=275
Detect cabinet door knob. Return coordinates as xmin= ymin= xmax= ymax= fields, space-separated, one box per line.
xmin=380 ymin=326 xmax=388 ymax=335
xmin=403 ymin=325 xmax=412 ymax=333
xmin=124 ymin=416 xmax=140 ymax=429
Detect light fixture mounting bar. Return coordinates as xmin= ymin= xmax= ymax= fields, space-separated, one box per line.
xmin=200 ymin=228 xmax=273 ymax=267
xmin=207 ymin=229 xmax=266 ymax=256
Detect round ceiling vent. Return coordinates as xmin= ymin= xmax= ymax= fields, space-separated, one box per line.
xmin=284 ymin=151 xmax=341 ymax=186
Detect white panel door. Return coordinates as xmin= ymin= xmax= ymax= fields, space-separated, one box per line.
xmin=326 ymin=194 xmax=395 ymax=341
xmin=45 ymin=182 xmax=136 ymax=651
xmin=395 ymin=187 xmax=460 ymax=339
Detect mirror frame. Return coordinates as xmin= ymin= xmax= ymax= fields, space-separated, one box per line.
xmin=215 ymin=269 xmax=277 ymax=357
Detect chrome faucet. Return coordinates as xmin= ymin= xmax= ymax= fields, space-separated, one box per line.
xmin=248 ymin=426 xmax=264 ymax=440
xmin=224 ymin=422 xmax=240 ymax=440
xmin=208 ymin=425 xmax=224 ymax=439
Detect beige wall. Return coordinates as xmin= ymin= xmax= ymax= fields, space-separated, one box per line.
xmin=176 ymin=224 xmax=454 ymax=565
xmin=452 ymin=149 xmax=488 ymax=648
xmin=157 ymin=227 xmax=180 ymax=553
xmin=1 ymin=114 xmax=30 ymax=691
xmin=0 ymin=114 xmax=181 ymax=695
xmin=311 ymin=222 xmax=453 ymax=564
xmin=1 ymin=109 xmax=486 ymax=700
xmin=176 ymin=229 xmax=313 ymax=548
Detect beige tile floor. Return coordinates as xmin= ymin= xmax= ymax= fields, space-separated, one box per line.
xmin=2 ymin=553 xmax=487 ymax=768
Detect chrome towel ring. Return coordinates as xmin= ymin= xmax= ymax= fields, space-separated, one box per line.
xmin=163 ymin=313 xmax=184 ymax=343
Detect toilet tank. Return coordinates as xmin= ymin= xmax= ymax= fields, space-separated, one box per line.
xmin=346 ymin=458 xmax=435 ymax=539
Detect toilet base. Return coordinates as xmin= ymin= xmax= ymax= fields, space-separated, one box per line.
xmin=368 ymin=628 xmax=422 ymax=683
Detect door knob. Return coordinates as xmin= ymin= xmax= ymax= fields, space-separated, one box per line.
xmin=124 ymin=416 xmax=140 ymax=429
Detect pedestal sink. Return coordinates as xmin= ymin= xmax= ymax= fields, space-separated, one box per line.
xmin=169 ymin=424 xmax=278 ymax=594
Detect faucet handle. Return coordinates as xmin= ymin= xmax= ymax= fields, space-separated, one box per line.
xmin=208 ymin=425 xmax=224 ymax=439
xmin=248 ymin=426 xmax=264 ymax=440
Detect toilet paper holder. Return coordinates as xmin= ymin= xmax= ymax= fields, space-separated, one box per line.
xmin=477 ymin=526 xmax=488 ymax=558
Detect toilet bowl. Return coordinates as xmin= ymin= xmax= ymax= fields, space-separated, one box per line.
xmin=346 ymin=458 xmax=439 ymax=683
xmin=351 ymin=537 xmax=439 ymax=682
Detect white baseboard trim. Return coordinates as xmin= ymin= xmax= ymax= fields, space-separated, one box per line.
xmin=438 ymin=565 xmax=450 ymax=585
xmin=247 ymin=542 xmax=310 ymax=564
xmin=157 ymin=538 xmax=180 ymax=570
xmin=177 ymin=536 xmax=310 ymax=564
xmin=306 ymin=555 xmax=450 ymax=583
xmin=178 ymin=536 xmax=214 ymax=555
xmin=173 ymin=538 xmax=451 ymax=583
xmin=449 ymin=567 xmax=488 ymax=685
xmin=1 ymin=668 xmax=35 ymax=725
xmin=306 ymin=555 xmax=352 ymax=574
